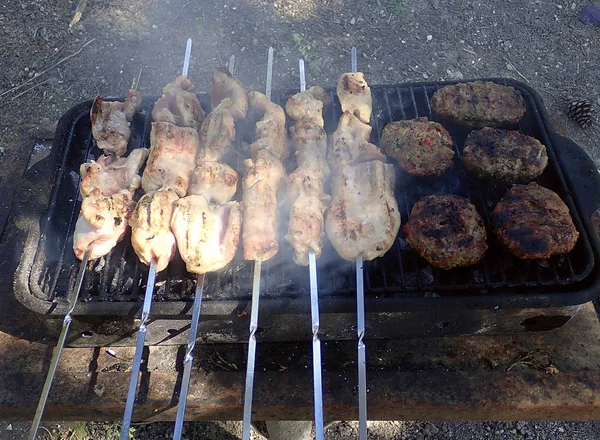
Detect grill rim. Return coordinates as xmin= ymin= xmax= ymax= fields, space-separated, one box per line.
xmin=11 ymin=78 xmax=600 ymax=317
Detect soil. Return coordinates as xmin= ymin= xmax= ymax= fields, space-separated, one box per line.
xmin=1 ymin=0 xmax=600 ymax=438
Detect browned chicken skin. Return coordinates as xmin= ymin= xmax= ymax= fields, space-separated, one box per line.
xmin=74 ymin=147 xmax=148 ymax=260
xmin=170 ymin=68 xmax=248 ymax=274
xmin=197 ymin=106 xmax=235 ymax=162
xmin=171 ymin=195 xmax=242 ymax=274
xmin=328 ymin=111 xmax=385 ymax=168
xmin=243 ymin=122 xmax=287 ymax=262
xmin=285 ymin=87 xmax=331 ymax=266
xmin=90 ymin=89 xmax=142 ymax=156
xmin=189 ymin=161 xmax=239 ymax=205
xmin=285 ymin=86 xmax=330 ymax=128
xmin=80 ymin=148 xmax=148 ymax=197
xmin=129 ymin=189 xmax=179 ymax=272
xmin=336 ymin=73 xmax=372 ymax=124
xmin=210 ymin=68 xmax=249 ymax=120
xmin=152 ymin=76 xmax=205 ymax=131
xmin=326 ymin=160 xmax=400 ymax=261
xmin=326 ymin=72 xmax=400 ymax=262
xmin=142 ymin=122 xmax=199 ymax=197
xmin=74 ymin=189 xmax=135 ymax=260
xmin=248 ymin=91 xmax=289 ymax=160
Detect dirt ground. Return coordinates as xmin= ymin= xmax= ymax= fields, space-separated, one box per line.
xmin=1 ymin=0 xmax=600 ymax=439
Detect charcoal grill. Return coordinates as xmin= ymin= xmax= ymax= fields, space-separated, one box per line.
xmin=9 ymin=78 xmax=600 ymax=346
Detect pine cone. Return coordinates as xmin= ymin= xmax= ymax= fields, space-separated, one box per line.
xmin=567 ymin=99 xmax=594 ymax=128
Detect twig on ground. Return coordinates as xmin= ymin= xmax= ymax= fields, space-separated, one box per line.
xmin=0 ymin=38 xmax=96 ymax=99
xmin=371 ymin=45 xmax=383 ymax=58
xmin=462 ymin=48 xmax=477 ymax=56
xmin=504 ymin=57 xmax=530 ymax=83
xmin=11 ymin=78 xmax=51 ymax=101
xmin=169 ymin=0 xmax=193 ymax=23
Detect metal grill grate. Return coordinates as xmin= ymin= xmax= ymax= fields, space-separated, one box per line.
xmin=27 ymin=80 xmax=595 ymax=313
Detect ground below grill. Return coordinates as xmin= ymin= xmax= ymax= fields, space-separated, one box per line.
xmin=1 ymin=302 xmax=600 ymax=423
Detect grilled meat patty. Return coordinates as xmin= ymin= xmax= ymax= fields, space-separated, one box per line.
xmin=404 ymin=195 xmax=487 ymax=269
xmin=463 ymin=128 xmax=548 ymax=183
xmin=431 ymin=81 xmax=526 ymax=128
xmin=381 ymin=117 xmax=455 ymax=176
xmin=491 ymin=182 xmax=579 ymax=259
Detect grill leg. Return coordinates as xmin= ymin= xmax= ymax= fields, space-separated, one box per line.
xmin=265 ymin=421 xmax=314 ymax=440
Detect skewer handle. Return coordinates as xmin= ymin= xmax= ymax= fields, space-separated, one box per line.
xmin=120 ymin=261 xmax=157 ymax=440
xmin=172 ymin=274 xmax=205 ymax=440
xmin=351 ymin=45 xmax=367 ymax=440
xmin=242 ymin=260 xmax=262 ymax=440
xmin=356 ymin=255 xmax=367 ymax=440
xmin=309 ymin=250 xmax=324 ymax=440
xmin=28 ymin=248 xmax=91 ymax=440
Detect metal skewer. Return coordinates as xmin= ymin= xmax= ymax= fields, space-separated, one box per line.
xmin=172 ymin=58 xmax=237 ymax=440
xmin=350 ymin=45 xmax=368 ymax=440
xmin=120 ymin=38 xmax=193 ymax=440
xmin=28 ymin=249 xmax=90 ymax=440
xmin=172 ymin=273 xmax=204 ymax=440
xmin=241 ymin=46 xmax=274 ymax=440
xmin=298 ymin=58 xmax=325 ymax=440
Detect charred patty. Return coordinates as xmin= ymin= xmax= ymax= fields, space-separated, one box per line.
xmin=404 ymin=195 xmax=488 ymax=269
xmin=381 ymin=117 xmax=455 ymax=177
xmin=463 ymin=127 xmax=548 ymax=183
xmin=491 ymin=182 xmax=579 ymax=259
xmin=431 ymin=81 xmax=526 ymax=128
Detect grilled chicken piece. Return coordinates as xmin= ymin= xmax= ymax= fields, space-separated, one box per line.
xmin=326 ymin=160 xmax=401 ymax=261
xmin=73 ymin=189 xmax=135 ymax=260
xmin=142 ymin=122 xmax=199 ymax=197
xmin=285 ymin=86 xmax=330 ymax=128
xmin=210 ymin=68 xmax=249 ymax=120
xmin=129 ymin=189 xmax=179 ymax=272
xmin=287 ymin=123 xmax=330 ymax=202
xmin=171 ymin=195 xmax=242 ymax=274
xmin=197 ymin=106 xmax=235 ymax=162
xmin=80 ymin=148 xmax=149 ymax=198
xmin=337 ymin=73 xmax=372 ymax=124
xmin=152 ymin=76 xmax=205 ymax=131
xmin=286 ymin=192 xmax=329 ymax=266
xmin=90 ymin=89 xmax=142 ymax=156
xmin=248 ymin=91 xmax=289 ymax=159
xmin=242 ymin=149 xmax=286 ymax=261
xmin=286 ymin=118 xmax=331 ymax=260
xmin=329 ymin=111 xmax=385 ymax=168
xmin=189 ymin=161 xmax=239 ymax=205
xmin=285 ymin=89 xmax=332 ymax=265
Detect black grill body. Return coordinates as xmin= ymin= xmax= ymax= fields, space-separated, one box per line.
xmin=10 ymin=79 xmax=600 ymax=345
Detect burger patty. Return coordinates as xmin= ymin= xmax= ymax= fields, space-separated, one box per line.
xmin=404 ymin=195 xmax=488 ymax=269
xmin=431 ymin=81 xmax=526 ymax=128
xmin=381 ymin=117 xmax=455 ymax=177
xmin=491 ymin=182 xmax=579 ymax=259
xmin=463 ymin=128 xmax=548 ymax=183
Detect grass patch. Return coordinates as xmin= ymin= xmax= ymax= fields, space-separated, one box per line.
xmin=292 ymin=33 xmax=321 ymax=77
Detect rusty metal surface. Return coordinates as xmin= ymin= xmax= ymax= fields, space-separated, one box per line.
xmin=0 ymin=302 xmax=599 ymax=421
xmin=35 ymin=306 xmax=582 ymax=347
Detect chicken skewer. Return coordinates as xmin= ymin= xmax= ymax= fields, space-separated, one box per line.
xmin=29 ymin=75 xmax=147 ymax=440
xmin=241 ymin=46 xmax=281 ymax=440
xmin=171 ymin=61 xmax=246 ymax=440
xmin=351 ymin=46 xmax=368 ymax=440
xmin=120 ymin=38 xmax=193 ymax=440
xmin=285 ymin=58 xmax=328 ymax=439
